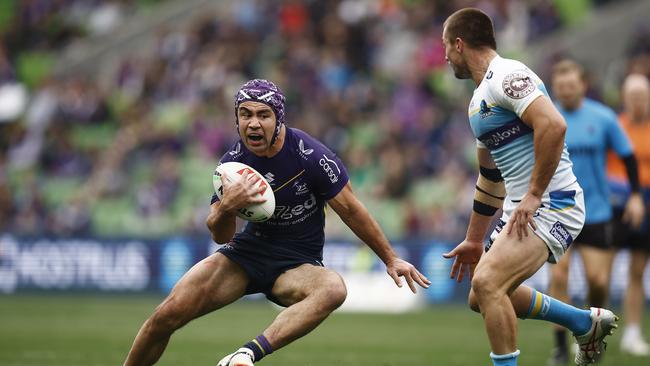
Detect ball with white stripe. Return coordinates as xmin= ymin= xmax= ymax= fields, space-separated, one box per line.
xmin=213 ymin=162 xmax=276 ymax=222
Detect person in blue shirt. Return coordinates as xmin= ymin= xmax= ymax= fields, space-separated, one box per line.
xmin=122 ymin=79 xmax=430 ymax=366
xmin=441 ymin=9 xmax=619 ymax=366
xmin=546 ymin=60 xmax=645 ymax=365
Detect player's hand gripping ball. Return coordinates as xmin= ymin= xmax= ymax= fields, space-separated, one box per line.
xmin=213 ymin=162 xmax=276 ymax=222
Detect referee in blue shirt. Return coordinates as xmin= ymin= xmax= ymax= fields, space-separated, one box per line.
xmin=546 ymin=60 xmax=645 ymax=365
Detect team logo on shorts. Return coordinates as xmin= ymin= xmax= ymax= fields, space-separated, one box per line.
xmin=502 ymin=72 xmax=536 ymax=99
xmin=549 ymin=221 xmax=573 ymax=249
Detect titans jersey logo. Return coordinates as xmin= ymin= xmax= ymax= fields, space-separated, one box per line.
xmin=502 ymin=72 xmax=535 ymax=99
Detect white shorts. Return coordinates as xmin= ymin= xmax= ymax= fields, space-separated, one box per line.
xmin=487 ymin=182 xmax=585 ymax=264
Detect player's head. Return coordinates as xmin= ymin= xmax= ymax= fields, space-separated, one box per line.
xmin=621 ymin=73 xmax=650 ymax=120
xmin=442 ymin=8 xmax=497 ymax=79
xmin=551 ymin=59 xmax=587 ymax=111
xmin=234 ymin=79 xmax=286 ymax=153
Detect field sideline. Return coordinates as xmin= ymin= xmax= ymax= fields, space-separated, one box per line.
xmin=0 ymin=295 xmax=648 ymax=365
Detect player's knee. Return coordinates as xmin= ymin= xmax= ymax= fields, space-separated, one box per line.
xmin=468 ymin=291 xmax=480 ymax=313
xmin=318 ymin=275 xmax=347 ymax=311
xmin=148 ymin=298 xmax=188 ymax=335
xmin=587 ymin=273 xmax=609 ymax=294
xmin=471 ymin=271 xmax=500 ymax=301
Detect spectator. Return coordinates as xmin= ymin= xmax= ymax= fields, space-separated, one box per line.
xmin=0 ymin=0 xmax=622 ymax=241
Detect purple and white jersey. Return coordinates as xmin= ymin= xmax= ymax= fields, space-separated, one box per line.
xmin=211 ymin=128 xmax=349 ymax=259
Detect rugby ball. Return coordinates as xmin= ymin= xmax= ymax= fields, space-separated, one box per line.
xmin=213 ymin=162 xmax=276 ymax=222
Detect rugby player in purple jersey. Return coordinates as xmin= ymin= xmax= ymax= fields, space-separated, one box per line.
xmin=122 ymin=79 xmax=430 ymax=366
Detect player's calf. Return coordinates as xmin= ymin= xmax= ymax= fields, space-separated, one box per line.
xmin=123 ymin=298 xmax=196 ymax=366
xmin=549 ymin=260 xmax=570 ymax=298
xmin=145 ymin=297 xmax=195 ymax=337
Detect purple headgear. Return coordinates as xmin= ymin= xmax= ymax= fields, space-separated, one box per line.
xmin=235 ymin=79 xmax=286 ymax=146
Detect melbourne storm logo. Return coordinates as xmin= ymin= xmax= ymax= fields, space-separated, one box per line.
xmin=293 ymin=180 xmax=309 ymax=195
xmin=502 ymin=71 xmax=536 ymax=99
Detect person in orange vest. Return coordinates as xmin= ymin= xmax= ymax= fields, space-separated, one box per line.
xmin=608 ymin=73 xmax=650 ymax=356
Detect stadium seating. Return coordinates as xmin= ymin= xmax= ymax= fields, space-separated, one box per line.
xmin=0 ymin=0 xmax=645 ymax=242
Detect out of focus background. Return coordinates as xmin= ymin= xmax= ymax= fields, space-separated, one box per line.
xmin=0 ymin=0 xmax=649 ymax=365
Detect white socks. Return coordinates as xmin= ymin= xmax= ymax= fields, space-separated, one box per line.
xmin=623 ymin=324 xmax=642 ymax=342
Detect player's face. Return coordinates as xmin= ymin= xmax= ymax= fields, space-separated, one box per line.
xmin=623 ymin=83 xmax=650 ymax=118
xmin=552 ymin=72 xmax=585 ymax=110
xmin=442 ymin=27 xmax=471 ymax=79
xmin=237 ymin=101 xmax=276 ymax=153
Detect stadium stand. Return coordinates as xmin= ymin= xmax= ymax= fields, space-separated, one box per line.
xmin=0 ymin=0 xmax=645 ymax=242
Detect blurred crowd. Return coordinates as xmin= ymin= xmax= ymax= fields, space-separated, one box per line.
xmin=0 ymin=0 xmax=645 ymax=242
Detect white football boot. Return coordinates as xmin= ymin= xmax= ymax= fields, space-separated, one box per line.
xmin=217 ymin=348 xmax=254 ymax=366
xmin=573 ymin=308 xmax=618 ymax=365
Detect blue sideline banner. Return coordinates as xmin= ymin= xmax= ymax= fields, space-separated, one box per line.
xmin=0 ymin=234 xmax=208 ymax=294
xmin=1 ymin=234 xmax=649 ymax=306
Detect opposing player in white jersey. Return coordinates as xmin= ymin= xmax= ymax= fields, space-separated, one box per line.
xmin=441 ymin=8 xmax=618 ymax=366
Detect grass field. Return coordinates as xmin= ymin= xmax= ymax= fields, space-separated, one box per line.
xmin=0 ymin=295 xmax=649 ymax=365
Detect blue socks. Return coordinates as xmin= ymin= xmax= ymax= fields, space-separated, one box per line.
xmin=490 ymin=350 xmax=520 ymax=365
xmin=525 ymin=289 xmax=592 ymax=335
xmin=488 ymin=289 xmax=591 ymax=365
xmin=243 ymin=334 xmax=273 ymax=362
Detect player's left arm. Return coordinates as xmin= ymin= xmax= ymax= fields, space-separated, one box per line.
xmin=606 ymin=114 xmax=645 ymax=228
xmin=328 ymin=184 xmax=431 ymax=293
xmin=511 ymin=95 xmax=567 ymax=238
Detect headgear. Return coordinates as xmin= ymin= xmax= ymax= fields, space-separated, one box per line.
xmin=235 ymin=79 xmax=286 ymax=146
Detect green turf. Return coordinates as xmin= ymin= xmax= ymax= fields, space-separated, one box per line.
xmin=0 ymin=295 xmax=648 ymax=365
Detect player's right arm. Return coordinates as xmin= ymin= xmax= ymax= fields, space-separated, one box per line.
xmin=443 ymin=147 xmax=505 ymax=282
xmin=466 ymin=147 xmax=506 ymax=242
xmin=206 ymin=202 xmax=237 ymax=244
xmin=206 ymin=171 xmax=266 ymax=244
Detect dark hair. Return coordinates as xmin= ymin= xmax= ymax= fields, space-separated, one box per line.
xmin=552 ymin=59 xmax=587 ymax=82
xmin=444 ymin=8 xmax=497 ymax=50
